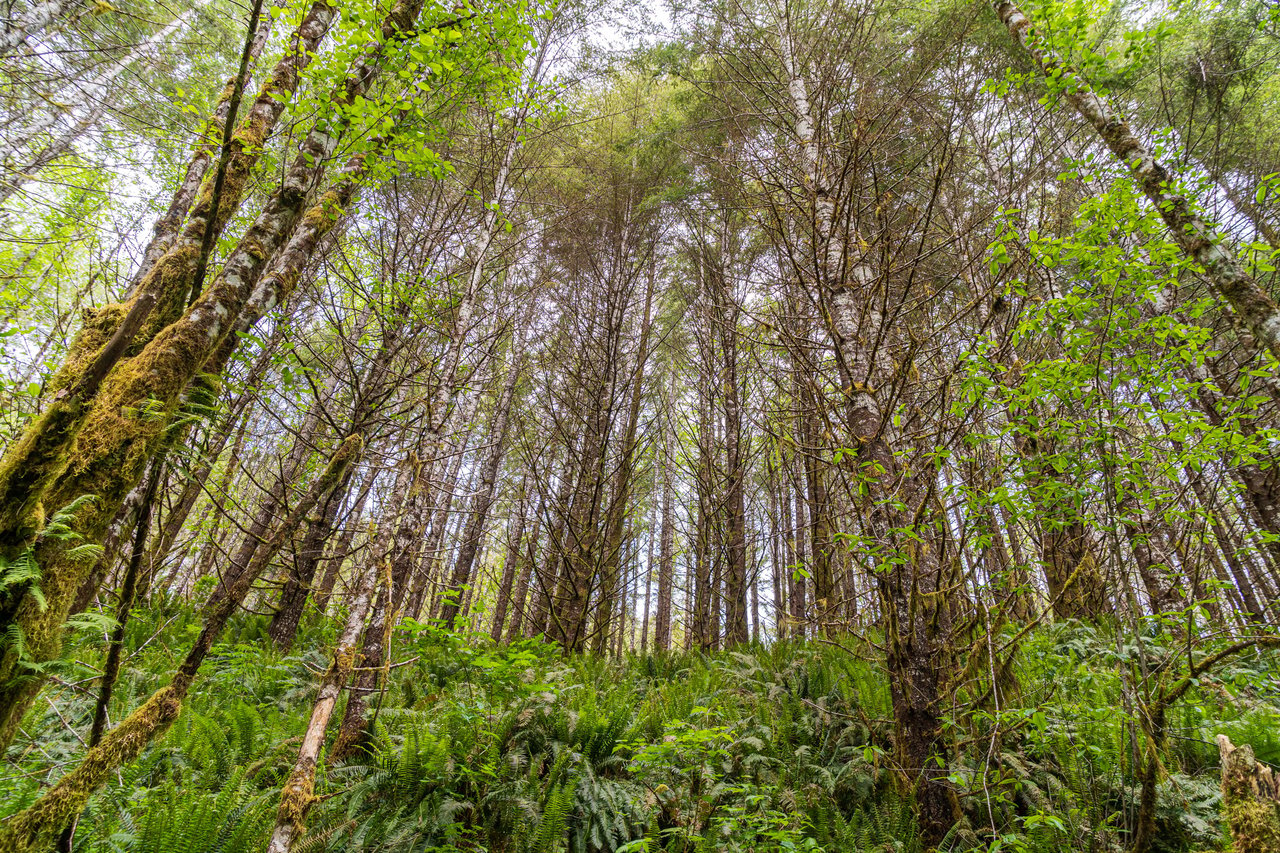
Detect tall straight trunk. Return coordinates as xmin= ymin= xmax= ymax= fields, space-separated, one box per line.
xmin=798 ymin=399 xmax=834 ymax=618
xmin=750 ymin=547 xmax=760 ymax=644
xmin=994 ymin=0 xmax=1280 ymax=361
xmin=641 ymin=501 xmax=655 ymax=652
xmin=550 ymin=376 xmax=613 ymax=652
xmin=691 ymin=393 xmax=713 ymax=650
xmin=505 ymin=496 xmax=543 ymax=643
xmin=717 ymin=308 xmax=749 ymax=646
xmin=490 ymin=480 xmax=529 ymax=642
xmin=593 ymin=273 xmax=655 ymax=651
xmin=767 ymin=453 xmax=786 ymax=638
xmin=655 ymin=408 xmax=675 ymax=652
xmin=778 ymin=22 xmax=955 ymax=840
xmin=790 ymin=462 xmax=808 ymax=639
xmin=529 ymin=446 xmax=578 ymax=638
xmin=440 ymin=338 xmax=525 ymax=629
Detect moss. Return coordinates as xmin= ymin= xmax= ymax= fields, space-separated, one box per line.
xmin=276 ymin=758 xmax=318 ymax=831
xmin=0 ymin=686 xmax=183 ymax=852
xmin=0 ymin=279 xmax=218 ymax=745
xmin=1220 ymin=736 xmax=1280 ymax=853
xmin=301 ymin=191 xmax=344 ymax=231
xmin=48 ymin=304 xmax=128 ymax=393
xmin=0 ymin=396 xmax=85 ymax=559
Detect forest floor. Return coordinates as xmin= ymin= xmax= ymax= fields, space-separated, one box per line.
xmin=2 ymin=605 xmax=1275 ymax=852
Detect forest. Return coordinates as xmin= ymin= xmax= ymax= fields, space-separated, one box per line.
xmin=1 ymin=0 xmax=1280 ymax=849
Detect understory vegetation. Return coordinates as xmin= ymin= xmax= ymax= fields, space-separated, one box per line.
xmin=3 ymin=608 xmax=1277 ymax=852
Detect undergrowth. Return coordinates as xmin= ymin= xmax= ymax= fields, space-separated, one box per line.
xmin=1 ymin=605 xmax=1276 ymax=852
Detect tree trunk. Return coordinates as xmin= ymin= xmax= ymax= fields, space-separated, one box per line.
xmin=994 ymin=0 xmax=1280 ymax=362
xmin=0 ymin=0 xmax=78 ymax=58
xmin=440 ymin=339 xmax=524 ymax=629
xmin=490 ymin=479 xmax=529 ymax=642
xmin=778 ymin=22 xmax=956 ymax=840
xmin=265 ymin=561 xmax=375 ymax=853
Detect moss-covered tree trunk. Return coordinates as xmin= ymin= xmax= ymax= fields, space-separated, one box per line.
xmin=993 ymin=0 xmax=1280 ymax=362
xmin=0 ymin=436 xmax=362 ymax=853
xmin=0 ymin=0 xmax=338 ymax=557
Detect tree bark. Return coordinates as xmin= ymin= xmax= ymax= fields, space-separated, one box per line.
xmin=265 ymin=561 xmax=375 ymax=853
xmin=994 ymin=0 xmax=1280 ymax=361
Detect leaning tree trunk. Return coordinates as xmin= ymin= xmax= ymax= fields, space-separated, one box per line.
xmin=0 ymin=436 xmax=361 ymax=853
xmin=994 ymin=0 xmax=1280 ymax=362
xmin=265 ymin=561 xmax=375 ymax=853
xmin=0 ymin=0 xmax=340 ymax=561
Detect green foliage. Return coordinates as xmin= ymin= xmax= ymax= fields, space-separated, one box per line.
xmin=2 ymin=607 xmax=1277 ymax=851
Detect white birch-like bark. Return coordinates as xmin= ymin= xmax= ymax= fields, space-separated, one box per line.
xmin=0 ymin=0 xmax=76 ymax=58
xmin=0 ymin=4 xmax=203 ymax=174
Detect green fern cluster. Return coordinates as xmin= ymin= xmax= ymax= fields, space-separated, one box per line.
xmin=4 ymin=607 xmax=1277 ymax=852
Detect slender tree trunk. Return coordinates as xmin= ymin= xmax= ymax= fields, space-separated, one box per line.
xmin=265 ymin=561 xmax=375 ymax=853
xmin=313 ymin=466 xmax=376 ymax=614
xmin=440 ymin=340 xmax=524 ymax=628
xmin=655 ymin=407 xmax=675 ymax=652
xmin=790 ymin=463 xmax=807 ymax=640
xmin=266 ymin=465 xmax=357 ymax=652
xmin=490 ymin=480 xmax=529 ymax=642
xmin=505 ymin=495 xmax=542 ymax=643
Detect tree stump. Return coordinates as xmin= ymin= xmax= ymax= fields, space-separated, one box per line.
xmin=1218 ymin=734 xmax=1280 ymax=853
